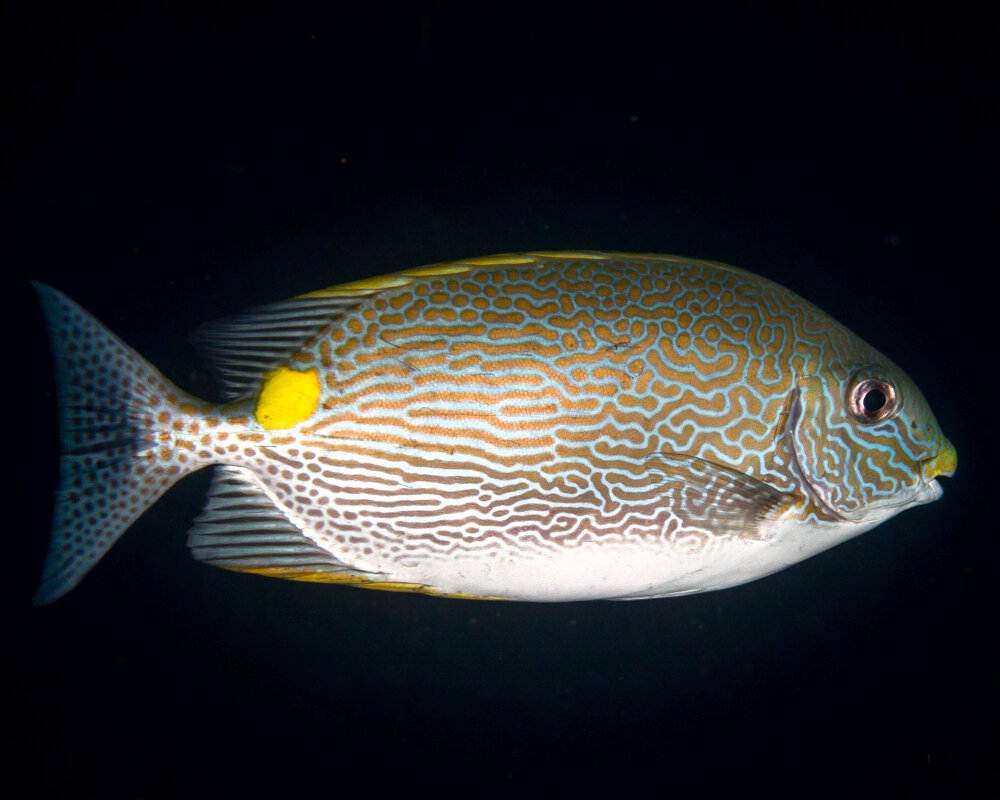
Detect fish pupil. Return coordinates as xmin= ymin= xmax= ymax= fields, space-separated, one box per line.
xmin=862 ymin=387 xmax=887 ymax=416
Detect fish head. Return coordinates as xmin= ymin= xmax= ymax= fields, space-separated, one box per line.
xmin=789 ymin=354 xmax=955 ymax=524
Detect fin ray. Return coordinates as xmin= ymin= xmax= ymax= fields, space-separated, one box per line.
xmin=647 ymin=452 xmax=792 ymax=541
xmin=32 ymin=283 xmax=207 ymax=605
xmin=188 ymin=466 xmax=359 ymax=575
xmin=190 ymin=295 xmax=364 ymax=400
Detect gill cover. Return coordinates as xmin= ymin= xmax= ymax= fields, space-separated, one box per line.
xmin=790 ymin=368 xmax=950 ymax=521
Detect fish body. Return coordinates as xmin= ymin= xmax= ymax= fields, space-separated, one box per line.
xmin=33 ymin=251 xmax=955 ymax=604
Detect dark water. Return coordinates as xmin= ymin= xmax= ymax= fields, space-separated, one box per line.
xmin=6 ymin=4 xmax=995 ymax=796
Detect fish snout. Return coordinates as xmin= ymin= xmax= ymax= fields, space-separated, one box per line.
xmin=922 ymin=439 xmax=957 ymax=481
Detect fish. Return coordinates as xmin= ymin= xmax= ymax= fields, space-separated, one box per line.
xmin=32 ymin=251 xmax=956 ymax=604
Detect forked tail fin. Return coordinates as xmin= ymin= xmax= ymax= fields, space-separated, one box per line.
xmin=33 ymin=283 xmax=213 ymax=604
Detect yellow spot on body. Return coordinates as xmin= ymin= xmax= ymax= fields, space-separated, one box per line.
xmin=255 ymin=366 xmax=321 ymax=430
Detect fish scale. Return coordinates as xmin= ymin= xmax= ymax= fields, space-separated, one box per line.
xmin=32 ymin=251 xmax=956 ymax=604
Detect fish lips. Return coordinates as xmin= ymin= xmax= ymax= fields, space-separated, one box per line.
xmin=911 ymin=440 xmax=957 ymax=507
xmin=922 ymin=439 xmax=957 ymax=482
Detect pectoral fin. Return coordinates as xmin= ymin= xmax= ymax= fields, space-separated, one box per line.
xmin=647 ymin=453 xmax=792 ymax=541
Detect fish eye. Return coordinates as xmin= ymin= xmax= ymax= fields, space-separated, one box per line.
xmin=848 ymin=377 xmax=898 ymax=423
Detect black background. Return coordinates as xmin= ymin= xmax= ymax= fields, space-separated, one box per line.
xmin=5 ymin=2 xmax=996 ymax=796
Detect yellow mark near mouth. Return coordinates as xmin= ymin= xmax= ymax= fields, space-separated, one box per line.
xmin=923 ymin=439 xmax=957 ymax=480
xmin=255 ymin=366 xmax=320 ymax=430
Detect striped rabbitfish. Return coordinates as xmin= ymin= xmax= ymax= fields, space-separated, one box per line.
xmin=33 ymin=251 xmax=956 ymax=605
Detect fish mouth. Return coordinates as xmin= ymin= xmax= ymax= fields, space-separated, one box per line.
xmin=922 ymin=439 xmax=957 ymax=482
xmin=870 ymin=439 xmax=955 ymax=510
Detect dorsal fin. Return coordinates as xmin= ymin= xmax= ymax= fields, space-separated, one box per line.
xmin=189 ymin=252 xmax=617 ymax=400
xmin=190 ymin=294 xmax=363 ymax=400
xmin=188 ymin=261 xmax=493 ymax=399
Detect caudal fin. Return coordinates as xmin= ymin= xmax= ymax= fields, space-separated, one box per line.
xmin=33 ymin=283 xmax=210 ymax=604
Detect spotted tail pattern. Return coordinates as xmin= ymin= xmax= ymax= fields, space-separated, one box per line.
xmin=32 ymin=284 xmax=218 ymax=604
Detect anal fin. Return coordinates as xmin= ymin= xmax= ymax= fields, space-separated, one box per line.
xmin=187 ymin=466 xmax=362 ymax=579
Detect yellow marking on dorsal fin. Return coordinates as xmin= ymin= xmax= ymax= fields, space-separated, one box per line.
xmin=254 ymin=366 xmax=321 ymax=430
xmin=527 ymin=250 xmax=611 ymax=260
xmin=298 ymin=253 xmax=757 ymax=302
xmin=300 ymin=276 xmax=413 ymax=299
xmin=399 ymin=264 xmax=478 ymax=276
xmin=457 ymin=254 xmax=538 ymax=266
xmin=295 ymin=251 xmax=751 ymax=306
xmin=297 ymin=255 xmax=539 ymax=300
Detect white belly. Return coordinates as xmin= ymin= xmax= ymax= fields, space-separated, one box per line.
xmin=374 ymin=513 xmax=891 ymax=601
